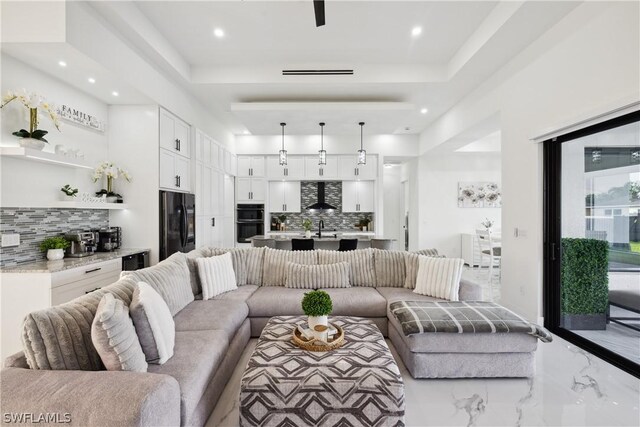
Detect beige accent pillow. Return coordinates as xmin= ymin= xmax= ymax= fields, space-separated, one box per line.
xmin=317 ymin=248 xmax=376 ymax=287
xmin=92 ymin=293 xmax=147 ymax=372
xmin=404 ymin=249 xmax=444 ymax=289
xmin=414 ymin=256 xmax=464 ymax=301
xmin=197 ymin=252 xmax=238 ymax=299
xmin=285 ymin=262 xmax=351 ymax=289
xmin=130 ymin=282 xmax=175 ymax=364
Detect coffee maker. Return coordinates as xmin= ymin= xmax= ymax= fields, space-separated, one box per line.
xmin=65 ymin=232 xmax=97 ymax=257
xmin=94 ymin=227 xmax=122 ymax=252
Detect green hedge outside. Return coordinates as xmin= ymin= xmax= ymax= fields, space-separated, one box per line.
xmin=561 ymin=238 xmax=609 ymax=315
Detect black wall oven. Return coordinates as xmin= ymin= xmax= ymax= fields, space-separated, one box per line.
xmin=237 ymin=204 xmax=264 ymax=243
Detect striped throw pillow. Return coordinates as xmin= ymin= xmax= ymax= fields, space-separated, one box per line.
xmin=374 ymin=249 xmax=407 ymax=287
xmin=262 ymin=248 xmax=318 ymax=286
xmin=197 ymin=253 xmax=238 ymax=299
xmin=414 ymin=256 xmax=464 ymax=301
xmin=317 ymin=248 xmax=376 ymax=287
xmin=404 ymin=249 xmax=443 ymax=289
xmin=285 ymin=262 xmax=351 ymax=289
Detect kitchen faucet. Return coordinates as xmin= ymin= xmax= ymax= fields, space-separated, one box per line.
xmin=318 ymin=219 xmax=324 ymax=238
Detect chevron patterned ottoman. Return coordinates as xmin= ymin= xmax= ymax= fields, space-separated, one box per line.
xmin=240 ymin=316 xmax=405 ymax=427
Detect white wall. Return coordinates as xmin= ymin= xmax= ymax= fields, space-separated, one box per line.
xmin=107 ymin=106 xmax=160 ymax=264
xmin=416 ymin=2 xmax=640 ymax=320
xmin=1 ymin=54 xmax=107 ymax=207
xmin=417 ymin=152 xmax=501 ymax=257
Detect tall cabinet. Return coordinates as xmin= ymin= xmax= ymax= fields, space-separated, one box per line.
xmin=194 ymin=129 xmax=225 ymax=248
xmin=159 ymin=109 xmax=191 ymax=192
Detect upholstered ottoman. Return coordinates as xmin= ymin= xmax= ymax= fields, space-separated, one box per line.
xmin=240 ymin=316 xmax=405 ymax=427
xmin=388 ymin=301 xmax=552 ymax=378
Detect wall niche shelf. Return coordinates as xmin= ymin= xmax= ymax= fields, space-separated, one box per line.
xmin=0 ymin=147 xmax=93 ymax=170
xmin=51 ymin=202 xmax=129 ymax=210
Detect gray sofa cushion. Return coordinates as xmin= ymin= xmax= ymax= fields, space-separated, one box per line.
xmin=388 ymin=313 xmax=537 ymax=353
xmin=148 ymin=330 xmax=228 ymax=425
xmin=173 ymin=300 xmax=249 ymax=338
xmin=285 ymin=262 xmax=351 ymax=289
xmin=22 ymin=277 xmax=137 ymax=371
xmin=92 ymin=293 xmax=148 ymax=372
xmin=124 ymin=252 xmax=193 ymax=316
xmin=317 ymin=248 xmax=376 ymax=287
xmin=262 ymin=248 xmax=318 ymax=287
xmin=376 ymin=287 xmax=442 ymax=305
xmin=247 ymin=286 xmax=387 ymax=317
xmin=373 ymin=249 xmax=406 ymax=287
xmin=212 ymin=285 xmax=259 ymax=302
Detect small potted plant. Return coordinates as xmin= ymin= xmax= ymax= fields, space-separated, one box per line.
xmin=60 ymin=185 xmax=78 ymax=201
xmin=358 ymin=216 xmax=372 ymax=231
xmin=92 ymin=161 xmax=132 ymax=203
xmin=301 ymin=290 xmax=333 ymax=330
xmin=40 ymin=236 xmax=70 ymax=261
xmin=278 ymin=214 xmax=287 ymax=231
xmin=302 ymin=218 xmax=313 ymax=238
xmin=481 ymin=218 xmax=494 ymax=230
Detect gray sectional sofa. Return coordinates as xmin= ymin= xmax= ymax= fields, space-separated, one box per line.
xmin=1 ymin=247 xmax=483 ymax=427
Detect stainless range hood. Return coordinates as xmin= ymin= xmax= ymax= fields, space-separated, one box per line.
xmin=306 ymin=182 xmax=337 ymax=210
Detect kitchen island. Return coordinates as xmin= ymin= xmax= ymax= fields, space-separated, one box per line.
xmin=249 ymin=232 xmax=396 ymax=250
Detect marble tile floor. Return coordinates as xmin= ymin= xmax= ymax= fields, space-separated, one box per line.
xmin=573 ymin=306 xmax=640 ymax=365
xmin=206 ymin=334 xmax=639 ymax=427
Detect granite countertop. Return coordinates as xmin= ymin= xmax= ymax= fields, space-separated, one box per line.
xmin=1 ymin=248 xmax=151 ymax=273
xmin=250 ymin=234 xmax=393 ymax=242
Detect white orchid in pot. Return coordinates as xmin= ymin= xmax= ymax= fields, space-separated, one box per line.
xmin=0 ymin=89 xmax=61 ymax=150
xmin=93 ymin=162 xmax=132 ymax=203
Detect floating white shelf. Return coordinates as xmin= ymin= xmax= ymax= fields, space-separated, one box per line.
xmin=0 ymin=147 xmax=93 ymax=169
xmin=50 ymin=202 xmax=129 ymax=210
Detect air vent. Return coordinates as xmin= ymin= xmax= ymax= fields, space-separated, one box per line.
xmin=282 ymin=69 xmax=354 ymax=76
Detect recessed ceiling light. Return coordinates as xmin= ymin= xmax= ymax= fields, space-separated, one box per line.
xmin=88 ymin=77 xmax=96 ymax=84
xmin=213 ymin=28 xmax=225 ymax=38
xmin=58 ymin=60 xmax=67 ymax=67
xmin=112 ymin=91 xmax=119 ymax=97
xmin=243 ymin=130 xmax=250 ymax=135
xmin=411 ymin=27 xmax=422 ymax=37
xmin=420 ymin=108 xmax=428 ymax=114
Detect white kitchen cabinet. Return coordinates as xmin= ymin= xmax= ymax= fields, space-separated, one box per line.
xmin=159 ymin=108 xmax=190 ymax=159
xmin=160 ymin=149 xmax=191 ymax=192
xmin=266 ymin=156 xmax=305 ymax=180
xmin=269 ymin=181 xmax=301 ymax=212
xmin=338 ymin=155 xmax=378 ymax=180
xmin=224 ymin=175 xmax=235 ymax=217
xmin=304 ymin=155 xmax=338 ymax=180
xmin=236 ymin=177 xmax=264 ymax=203
xmin=223 ymin=216 xmax=235 ymax=248
xmin=224 ymin=151 xmax=237 ymax=176
xmin=342 ymin=180 xmax=375 ymax=212
xmin=237 ymin=156 xmax=265 ymax=177
xmin=1 ymin=258 xmax=122 ymax=359
xmin=211 ymin=143 xmax=222 ymax=170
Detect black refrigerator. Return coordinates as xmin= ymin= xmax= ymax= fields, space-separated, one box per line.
xmin=160 ymin=191 xmax=196 ymax=261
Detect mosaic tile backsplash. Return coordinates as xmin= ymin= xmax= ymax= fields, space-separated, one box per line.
xmin=270 ymin=181 xmax=374 ymax=231
xmin=0 ymin=208 xmax=109 ymax=267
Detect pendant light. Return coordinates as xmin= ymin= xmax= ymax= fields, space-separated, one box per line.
xmin=318 ymin=122 xmax=326 ymax=165
xmin=279 ymin=122 xmax=287 ymax=166
xmin=357 ymin=122 xmax=366 ymax=165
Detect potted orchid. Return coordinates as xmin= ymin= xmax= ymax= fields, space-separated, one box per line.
xmin=0 ymin=89 xmax=61 ymax=150
xmin=92 ymin=162 xmax=132 ymax=202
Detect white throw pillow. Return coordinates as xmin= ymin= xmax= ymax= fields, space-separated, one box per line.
xmin=130 ymin=282 xmax=175 ymax=364
xmin=414 ymin=256 xmax=464 ymax=301
xmin=197 ymin=252 xmax=238 ymax=299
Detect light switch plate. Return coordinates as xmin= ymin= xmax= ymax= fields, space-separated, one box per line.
xmin=1 ymin=233 xmax=20 ymax=247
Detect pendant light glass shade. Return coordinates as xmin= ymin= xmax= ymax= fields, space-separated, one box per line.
xmin=279 ymin=122 xmax=287 ymax=166
xmin=318 ymin=122 xmax=326 ymax=165
xmin=357 ymin=122 xmax=366 ymax=165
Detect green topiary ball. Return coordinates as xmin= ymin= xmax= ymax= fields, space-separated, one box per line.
xmin=301 ymin=290 xmax=333 ymax=317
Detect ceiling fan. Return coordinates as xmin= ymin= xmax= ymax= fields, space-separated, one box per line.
xmin=313 ymin=0 xmax=325 ymax=27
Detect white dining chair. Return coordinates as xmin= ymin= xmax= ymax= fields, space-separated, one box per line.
xmin=476 ymin=229 xmax=501 ymax=282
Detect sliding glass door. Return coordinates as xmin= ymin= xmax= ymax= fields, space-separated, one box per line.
xmin=544 ymin=111 xmax=640 ymax=377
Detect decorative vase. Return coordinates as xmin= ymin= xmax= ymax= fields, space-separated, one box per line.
xmin=107 ymin=176 xmax=113 ymax=193
xmin=46 ymin=249 xmax=65 ymax=261
xmin=106 ymin=196 xmax=118 ymax=203
xmin=18 ymin=138 xmax=45 ymax=151
xmin=305 ymin=230 xmax=311 ymax=238
xmin=308 ymin=315 xmax=328 ymax=331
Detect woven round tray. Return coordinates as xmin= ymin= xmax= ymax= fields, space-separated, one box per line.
xmin=292 ymin=323 xmax=345 ymax=352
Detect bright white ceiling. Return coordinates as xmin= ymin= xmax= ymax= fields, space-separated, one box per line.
xmin=2 ymin=1 xmax=580 ymax=137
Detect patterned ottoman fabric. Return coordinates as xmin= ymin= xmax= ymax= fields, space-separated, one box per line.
xmin=240 ymin=316 xmax=405 ymax=427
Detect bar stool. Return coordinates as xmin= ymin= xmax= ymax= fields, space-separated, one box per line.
xmin=252 ymin=238 xmax=276 ymax=249
xmin=370 ymin=239 xmax=395 ymax=250
xmin=338 ymin=239 xmax=358 ymax=251
xmin=291 ymin=239 xmax=315 ymax=251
